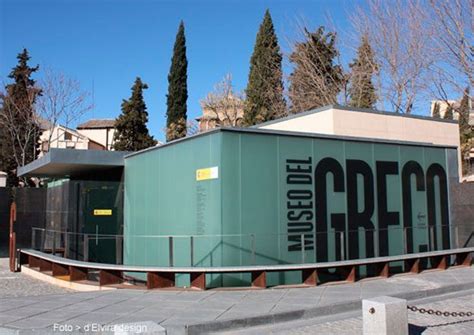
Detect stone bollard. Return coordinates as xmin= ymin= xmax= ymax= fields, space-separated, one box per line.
xmin=363 ymin=296 xmax=408 ymax=335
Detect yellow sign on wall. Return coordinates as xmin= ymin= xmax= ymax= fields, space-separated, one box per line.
xmin=93 ymin=209 xmax=112 ymax=216
xmin=196 ymin=166 xmax=219 ymax=181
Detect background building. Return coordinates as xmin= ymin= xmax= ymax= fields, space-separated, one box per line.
xmin=77 ymin=119 xmax=116 ymax=151
xmin=39 ymin=124 xmax=105 ymax=155
xmin=196 ymin=94 xmax=244 ymax=132
xmin=38 ymin=118 xmax=117 ymax=157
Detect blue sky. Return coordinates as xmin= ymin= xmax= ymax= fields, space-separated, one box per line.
xmin=1 ymin=0 xmax=355 ymax=141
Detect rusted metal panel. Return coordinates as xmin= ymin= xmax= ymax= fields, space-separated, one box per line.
xmin=190 ymin=272 xmax=206 ymax=290
xmin=147 ymin=272 xmax=175 ymax=289
xmin=99 ymin=269 xmax=123 ymax=286
xmin=251 ymin=271 xmax=266 ymax=288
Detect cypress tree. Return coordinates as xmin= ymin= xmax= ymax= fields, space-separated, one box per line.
xmin=458 ymin=88 xmax=472 ymax=175
xmin=432 ymin=102 xmax=441 ymax=118
xmin=166 ymin=21 xmax=188 ymax=141
xmin=458 ymin=88 xmax=471 ymax=137
xmin=348 ymin=34 xmax=378 ymax=109
xmin=113 ymin=77 xmax=156 ymax=151
xmin=243 ymin=9 xmax=286 ymax=126
xmin=289 ymin=26 xmax=344 ymax=113
xmin=444 ymin=104 xmax=454 ymax=120
xmin=0 ymin=49 xmax=42 ymax=186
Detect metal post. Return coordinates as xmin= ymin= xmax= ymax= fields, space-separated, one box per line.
xmin=374 ymin=228 xmax=379 ymax=258
xmin=455 ymin=225 xmax=460 ymax=248
xmin=190 ymin=236 xmax=194 ymax=267
xmin=340 ymin=231 xmax=345 ymax=260
xmin=116 ymin=235 xmax=122 ymax=265
xmin=169 ymin=236 xmax=174 ymax=267
xmin=52 ymin=231 xmax=56 ymax=256
xmin=301 ymin=234 xmax=305 ymax=263
xmin=40 ymin=230 xmax=45 ymax=252
xmin=64 ymin=231 xmax=69 ymax=259
xmin=250 ymin=234 xmax=256 ymax=265
xmin=84 ymin=234 xmax=89 ymax=262
xmin=429 ymin=226 xmax=435 ymax=251
xmin=31 ymin=229 xmax=36 ymax=250
xmin=403 ymin=227 xmax=408 ymax=254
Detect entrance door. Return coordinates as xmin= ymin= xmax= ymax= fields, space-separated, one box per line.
xmin=82 ymin=182 xmax=121 ymax=264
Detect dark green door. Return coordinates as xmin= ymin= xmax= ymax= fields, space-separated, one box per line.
xmin=83 ymin=182 xmax=121 ymax=263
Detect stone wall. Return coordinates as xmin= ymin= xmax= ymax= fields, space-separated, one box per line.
xmin=450 ymin=182 xmax=474 ymax=247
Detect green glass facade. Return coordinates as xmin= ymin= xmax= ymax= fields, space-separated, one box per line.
xmin=124 ymin=129 xmax=458 ymax=287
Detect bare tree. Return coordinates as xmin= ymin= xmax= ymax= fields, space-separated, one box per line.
xmin=350 ymin=0 xmax=435 ymax=114
xmin=200 ymin=74 xmax=244 ymax=129
xmin=0 ymin=87 xmax=42 ymax=186
xmin=350 ymin=0 xmax=472 ymax=114
xmin=186 ymin=119 xmax=200 ymax=136
xmin=425 ymin=0 xmax=472 ymax=100
xmin=36 ymin=68 xmax=93 ymax=150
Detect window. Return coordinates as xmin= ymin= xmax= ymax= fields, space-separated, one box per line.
xmin=64 ymin=132 xmax=72 ymax=140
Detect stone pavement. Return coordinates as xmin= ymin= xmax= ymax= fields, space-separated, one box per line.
xmin=0 ymin=263 xmax=472 ymax=334
xmin=0 ymin=258 xmax=72 ymax=298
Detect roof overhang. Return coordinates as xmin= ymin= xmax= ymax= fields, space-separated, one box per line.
xmin=18 ymin=149 xmax=129 ymax=178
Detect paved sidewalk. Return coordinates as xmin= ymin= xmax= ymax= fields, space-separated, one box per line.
xmin=227 ymin=293 xmax=474 ymax=334
xmin=0 ymin=266 xmax=472 ymax=334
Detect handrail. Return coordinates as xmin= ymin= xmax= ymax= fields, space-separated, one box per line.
xmin=32 ymin=224 xmax=467 ymax=238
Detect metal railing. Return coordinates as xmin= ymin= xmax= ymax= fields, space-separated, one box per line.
xmin=31 ymin=223 xmax=470 ymax=267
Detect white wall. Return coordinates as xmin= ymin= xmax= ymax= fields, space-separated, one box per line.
xmin=77 ymin=128 xmax=115 ymax=150
xmin=0 ymin=173 xmax=6 ymax=187
xmin=258 ymin=109 xmax=335 ymax=134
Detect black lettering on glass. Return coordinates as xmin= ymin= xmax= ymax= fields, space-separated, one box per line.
xmin=426 ymin=163 xmax=450 ymax=250
xmin=401 ymin=161 xmax=425 ymax=253
xmin=314 ymin=158 xmax=345 ymax=262
xmin=376 ymin=161 xmax=400 ymax=256
xmin=346 ymin=160 xmax=375 ymax=260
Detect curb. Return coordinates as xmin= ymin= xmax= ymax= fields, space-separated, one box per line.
xmin=184 ymin=281 xmax=474 ymax=335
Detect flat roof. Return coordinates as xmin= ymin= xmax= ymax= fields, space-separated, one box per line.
xmin=125 ymin=126 xmax=458 ymax=159
xmin=253 ymin=104 xmax=459 ymax=128
xmin=18 ymin=149 xmax=129 ymax=177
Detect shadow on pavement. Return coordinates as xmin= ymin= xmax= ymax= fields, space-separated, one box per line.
xmin=409 ymin=323 xmax=427 ymax=334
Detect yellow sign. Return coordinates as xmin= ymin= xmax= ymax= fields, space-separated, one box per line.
xmin=196 ymin=166 xmax=219 ymax=181
xmin=93 ymin=209 xmax=112 ymax=216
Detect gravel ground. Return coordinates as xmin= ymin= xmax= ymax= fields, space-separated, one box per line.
xmin=0 ymin=257 xmax=72 ymax=298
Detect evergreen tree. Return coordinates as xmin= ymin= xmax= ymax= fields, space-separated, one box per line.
xmin=243 ymin=9 xmax=286 ymax=126
xmin=348 ymin=34 xmax=378 ymax=109
xmin=289 ymin=26 xmax=344 ymax=113
xmin=113 ymin=77 xmax=156 ymax=151
xmin=432 ymin=102 xmax=441 ymax=118
xmin=166 ymin=21 xmax=188 ymax=141
xmin=444 ymin=104 xmax=454 ymax=120
xmin=0 ymin=102 xmax=9 ymax=174
xmin=458 ymin=88 xmax=472 ymax=175
xmin=0 ymin=49 xmax=42 ymax=186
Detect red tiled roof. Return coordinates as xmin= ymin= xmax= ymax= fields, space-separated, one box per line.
xmin=77 ymin=119 xmax=116 ymax=129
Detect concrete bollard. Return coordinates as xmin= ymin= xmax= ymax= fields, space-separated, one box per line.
xmin=363 ymin=296 xmax=408 ymax=335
